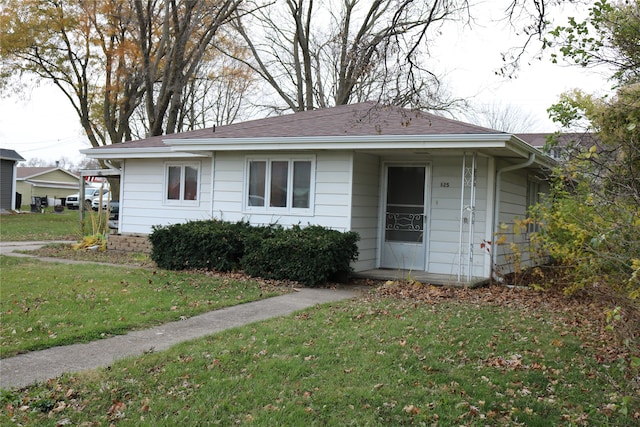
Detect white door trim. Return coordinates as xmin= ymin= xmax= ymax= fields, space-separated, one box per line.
xmin=378 ymin=162 xmax=431 ymax=271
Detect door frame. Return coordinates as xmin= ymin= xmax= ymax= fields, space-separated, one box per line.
xmin=377 ymin=161 xmax=431 ymax=271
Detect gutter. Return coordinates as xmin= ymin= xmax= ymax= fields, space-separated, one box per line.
xmin=491 ymin=152 xmax=536 ymax=278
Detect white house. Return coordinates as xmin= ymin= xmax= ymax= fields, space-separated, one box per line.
xmin=83 ymin=102 xmax=554 ymax=285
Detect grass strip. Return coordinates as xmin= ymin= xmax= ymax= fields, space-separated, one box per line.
xmin=1 ymin=296 xmax=637 ymax=425
xmin=0 ymin=256 xmax=286 ymax=358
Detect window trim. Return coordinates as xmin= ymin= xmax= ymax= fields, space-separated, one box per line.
xmin=163 ymin=161 xmax=201 ymax=206
xmin=243 ymin=155 xmax=315 ymax=214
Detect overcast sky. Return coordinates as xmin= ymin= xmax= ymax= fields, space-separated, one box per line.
xmin=0 ymin=1 xmax=612 ymax=164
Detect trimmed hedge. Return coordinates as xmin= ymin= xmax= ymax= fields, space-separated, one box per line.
xmin=149 ymin=220 xmax=251 ymax=271
xmin=242 ymin=225 xmax=359 ymax=286
xmin=149 ymin=220 xmax=359 ymax=286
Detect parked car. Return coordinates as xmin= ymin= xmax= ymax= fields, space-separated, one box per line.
xmin=91 ymin=192 xmax=111 ymax=211
xmin=108 ymin=201 xmax=119 ymax=229
xmin=66 ymin=187 xmax=105 ymax=210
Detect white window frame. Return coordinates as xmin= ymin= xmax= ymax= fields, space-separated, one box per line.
xmin=243 ymin=155 xmax=315 ymax=214
xmin=163 ymin=161 xmax=201 ymax=206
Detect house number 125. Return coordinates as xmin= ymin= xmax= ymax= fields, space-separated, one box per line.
xmin=440 ymin=182 xmax=450 ymax=188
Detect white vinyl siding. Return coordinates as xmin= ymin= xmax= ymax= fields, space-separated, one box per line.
xmin=350 ymin=153 xmax=380 ymax=271
xmin=208 ymin=152 xmax=352 ymax=230
xmin=116 ymin=151 xmax=548 ymax=281
xmin=427 ymin=156 xmax=490 ymax=278
xmin=494 ymin=170 xmax=533 ymax=274
xmin=117 ymin=159 xmax=213 ymax=234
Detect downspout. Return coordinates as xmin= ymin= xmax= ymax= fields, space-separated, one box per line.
xmin=491 ymin=153 xmax=536 ymax=279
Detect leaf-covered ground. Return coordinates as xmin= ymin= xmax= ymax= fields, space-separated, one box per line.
xmin=2 ymin=281 xmax=639 ymax=426
xmin=4 ymin=245 xmax=639 ymax=425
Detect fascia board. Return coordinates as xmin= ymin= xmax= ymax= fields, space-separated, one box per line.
xmin=167 ymin=134 xmax=514 ymax=152
xmin=80 ymin=147 xmax=210 ymax=159
xmin=26 ymin=181 xmax=79 ymax=189
xmin=508 ymin=135 xmax=557 ymax=169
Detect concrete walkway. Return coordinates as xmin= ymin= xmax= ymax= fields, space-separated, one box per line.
xmin=0 ymin=241 xmax=360 ymax=389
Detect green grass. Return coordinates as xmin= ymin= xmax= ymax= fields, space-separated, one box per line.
xmin=0 ymin=256 xmax=286 ymax=358
xmin=0 ymin=208 xmax=91 ymax=241
xmin=1 ymin=296 xmax=637 ymax=426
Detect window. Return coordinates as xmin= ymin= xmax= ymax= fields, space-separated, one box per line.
xmin=165 ymin=163 xmax=199 ymax=204
xmin=246 ymin=157 xmax=313 ymax=211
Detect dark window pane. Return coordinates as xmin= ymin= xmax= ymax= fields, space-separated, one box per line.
xmin=248 ymin=161 xmax=266 ymax=206
xmin=386 ymin=167 xmax=425 ymax=205
xmin=184 ymin=166 xmax=198 ymax=200
xmin=270 ymin=161 xmax=288 ymax=207
xmin=167 ymin=166 xmax=181 ymax=200
xmin=293 ymin=161 xmax=311 ymax=208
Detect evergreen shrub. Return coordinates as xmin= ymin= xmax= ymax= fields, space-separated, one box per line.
xmin=241 ymin=224 xmax=359 ymax=286
xmin=149 ymin=220 xmax=359 ymax=286
xmin=149 ymin=220 xmax=251 ymax=271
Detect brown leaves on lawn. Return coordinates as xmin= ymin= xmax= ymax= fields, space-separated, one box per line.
xmin=373 ymin=279 xmax=640 ymax=393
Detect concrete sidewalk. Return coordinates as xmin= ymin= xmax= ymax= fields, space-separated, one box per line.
xmin=0 ymin=241 xmax=360 ymax=389
xmin=1 ymin=288 xmax=357 ymax=389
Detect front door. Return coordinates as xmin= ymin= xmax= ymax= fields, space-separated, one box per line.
xmin=381 ymin=165 xmax=428 ymax=270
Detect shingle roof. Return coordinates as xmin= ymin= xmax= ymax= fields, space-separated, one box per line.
xmin=17 ymin=167 xmax=78 ymax=179
xmin=0 ymin=148 xmax=25 ymax=161
xmin=97 ymin=102 xmax=504 ymax=150
xmin=517 ymin=132 xmax=597 ymax=149
xmin=17 ymin=167 xmax=56 ymax=179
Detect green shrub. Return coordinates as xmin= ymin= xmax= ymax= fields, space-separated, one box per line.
xmin=241 ymin=224 xmax=359 ymax=286
xmin=531 ymin=178 xmax=640 ymax=298
xmin=149 ymin=221 xmax=360 ymax=286
xmin=149 ymin=220 xmax=251 ymax=271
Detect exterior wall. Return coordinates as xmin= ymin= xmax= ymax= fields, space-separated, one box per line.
xmin=16 ymin=170 xmax=80 ymax=205
xmin=118 ymin=158 xmax=214 ymax=234
xmin=208 ymin=151 xmax=353 ymax=230
xmin=493 ymin=170 xmax=544 ymax=275
xmin=350 ymin=153 xmax=381 ymax=271
xmin=15 ymin=182 xmax=79 ymax=204
xmin=119 ymin=152 xmax=354 ymax=234
xmin=1 ymin=159 xmax=15 ymax=210
xmin=427 ymin=155 xmax=491 ymax=279
xmin=116 ymin=151 xmax=547 ymax=281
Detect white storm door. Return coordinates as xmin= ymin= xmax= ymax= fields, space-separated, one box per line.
xmin=381 ymin=165 xmax=428 ymax=270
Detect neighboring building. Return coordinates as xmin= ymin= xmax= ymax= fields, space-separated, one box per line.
xmin=16 ymin=167 xmax=80 ymax=207
xmin=517 ymin=132 xmax=597 ymax=161
xmin=83 ymin=102 xmax=556 ymax=285
xmin=0 ymin=149 xmax=26 ymax=211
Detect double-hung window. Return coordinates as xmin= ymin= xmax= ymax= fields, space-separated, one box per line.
xmin=245 ymin=157 xmax=314 ymax=211
xmin=165 ymin=162 xmax=200 ymax=204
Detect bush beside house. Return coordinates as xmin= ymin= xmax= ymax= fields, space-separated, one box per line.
xmin=149 ymin=220 xmax=359 ymax=286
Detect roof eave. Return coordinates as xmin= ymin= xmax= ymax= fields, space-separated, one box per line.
xmin=80 ymin=147 xmax=211 ymax=160
xmin=167 ymin=134 xmax=513 ymax=152
xmin=81 ymin=134 xmax=556 ymax=169
xmin=508 ymin=135 xmax=557 ymax=169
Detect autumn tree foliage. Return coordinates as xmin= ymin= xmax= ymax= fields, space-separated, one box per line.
xmin=533 ymin=0 xmax=640 ymax=300
xmin=0 ymin=0 xmax=247 ymax=147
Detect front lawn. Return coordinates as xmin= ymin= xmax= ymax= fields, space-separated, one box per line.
xmin=1 ymin=284 xmax=638 ymax=426
xmin=0 ymin=256 xmax=288 ymax=358
xmin=0 ymin=209 xmax=90 ymax=241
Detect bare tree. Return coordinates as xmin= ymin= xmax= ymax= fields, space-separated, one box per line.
xmin=132 ymin=0 xmax=245 ymax=136
xmin=225 ymin=0 xmax=469 ymax=113
xmin=464 ymin=101 xmax=542 ymax=132
xmin=179 ymin=45 xmax=257 ymax=128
